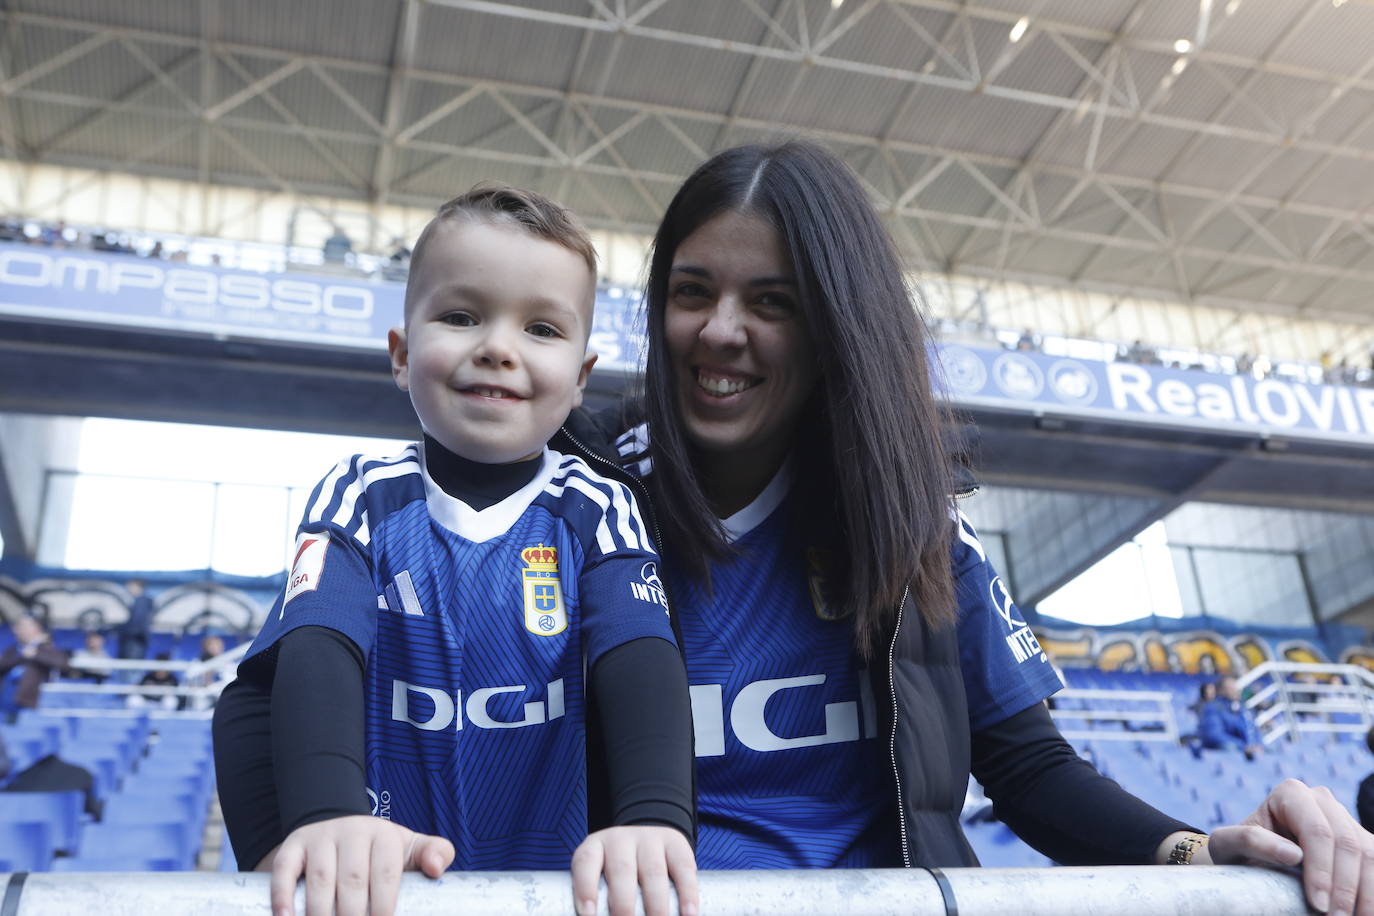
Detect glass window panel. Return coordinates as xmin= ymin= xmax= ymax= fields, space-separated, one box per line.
xmin=210 ymin=484 xmax=293 ymax=577
xmin=62 ymin=476 xmax=215 ymax=571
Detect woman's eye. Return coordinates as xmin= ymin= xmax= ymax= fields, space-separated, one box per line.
xmin=671 ymin=281 xmax=709 ymax=300
xmin=527 ymin=323 xmax=560 ymax=339
xmin=440 ymin=312 xmax=476 ymax=326
xmin=756 ymin=293 xmax=795 ymax=314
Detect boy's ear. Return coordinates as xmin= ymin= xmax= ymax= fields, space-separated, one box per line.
xmin=387 ymin=327 xmax=410 ymax=391
xmin=570 ymin=350 xmax=598 ymax=408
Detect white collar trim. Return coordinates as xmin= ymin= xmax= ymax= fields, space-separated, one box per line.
xmin=719 ymin=459 xmax=792 ymax=542
xmin=421 ymin=447 xmax=561 ymax=543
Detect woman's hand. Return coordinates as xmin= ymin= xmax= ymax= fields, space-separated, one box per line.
xmin=570 ymin=825 xmax=699 ymax=916
xmin=1205 ymin=779 xmax=1374 ymax=916
xmin=258 ymin=816 xmax=454 ymax=916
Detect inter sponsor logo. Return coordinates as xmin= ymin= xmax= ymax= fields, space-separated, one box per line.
xmin=989 ymin=575 xmax=1047 ymax=664
xmin=629 ymin=561 xmax=669 ymax=613
xmin=520 ymin=544 xmax=567 ymax=636
xmin=365 ymin=787 xmax=392 ymax=820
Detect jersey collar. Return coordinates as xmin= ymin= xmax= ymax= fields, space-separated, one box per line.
xmin=719 ymin=458 xmax=793 ymax=543
xmin=420 ymin=447 xmax=562 ymax=543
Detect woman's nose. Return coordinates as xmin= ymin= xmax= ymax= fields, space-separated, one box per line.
xmin=698 ymin=298 xmax=747 ymax=348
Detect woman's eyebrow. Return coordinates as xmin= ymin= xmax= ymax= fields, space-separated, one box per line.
xmin=671 ymin=264 xmax=794 ymax=286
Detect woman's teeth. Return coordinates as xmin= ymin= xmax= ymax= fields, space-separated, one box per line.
xmin=697 ymin=374 xmax=756 ymax=395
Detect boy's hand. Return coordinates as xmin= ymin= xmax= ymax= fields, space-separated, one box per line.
xmin=570 ymin=825 xmax=698 ymax=916
xmin=260 ymin=816 xmax=454 ymax=916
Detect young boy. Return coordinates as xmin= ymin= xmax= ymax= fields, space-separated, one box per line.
xmin=219 ymin=187 xmax=696 ymax=916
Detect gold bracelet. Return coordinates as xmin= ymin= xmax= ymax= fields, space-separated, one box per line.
xmin=1166 ymin=833 xmax=1209 ymax=865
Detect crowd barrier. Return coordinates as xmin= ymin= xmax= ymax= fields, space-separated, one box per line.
xmin=0 ymin=866 xmax=1310 ymax=915
xmin=1240 ymin=661 xmax=1374 ymax=745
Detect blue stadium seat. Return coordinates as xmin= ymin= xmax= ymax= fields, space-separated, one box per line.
xmin=0 ymin=820 xmax=55 ymax=872
xmin=78 ymin=822 xmax=194 ymax=870
xmin=0 ymin=790 xmax=84 ymax=852
xmin=103 ymin=791 xmax=205 ymax=831
xmin=962 ymin=820 xmax=1053 ymax=867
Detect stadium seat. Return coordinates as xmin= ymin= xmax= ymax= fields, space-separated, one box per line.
xmin=78 ymin=822 xmax=195 ymax=870
xmin=103 ymin=791 xmax=205 ymax=831
xmin=0 ymin=820 xmax=56 ymax=872
xmin=0 ymin=790 xmax=84 ymax=852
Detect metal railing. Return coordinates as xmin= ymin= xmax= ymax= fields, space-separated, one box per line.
xmin=1238 ymin=661 xmax=1374 ymax=745
xmin=1048 ymin=688 xmax=1179 ymax=742
xmin=0 ymin=866 xmax=1311 ymax=915
xmin=38 ymin=643 xmax=250 ymax=712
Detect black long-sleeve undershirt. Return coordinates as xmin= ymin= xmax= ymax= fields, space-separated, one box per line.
xmin=970 ymin=702 xmax=1195 ymax=865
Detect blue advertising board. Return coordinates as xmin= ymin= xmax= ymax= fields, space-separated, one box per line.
xmin=0 ymin=241 xmax=647 ymax=372
xmin=934 ymin=343 xmax=1374 ymax=446
xmin=4 ymin=240 xmax=1372 ymax=445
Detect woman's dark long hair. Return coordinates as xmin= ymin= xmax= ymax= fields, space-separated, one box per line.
xmin=639 ymin=140 xmax=956 ymax=655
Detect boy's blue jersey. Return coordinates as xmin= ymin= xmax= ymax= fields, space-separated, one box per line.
xmin=243 ymin=444 xmax=675 ymax=870
xmin=619 ymin=429 xmax=1063 ymax=869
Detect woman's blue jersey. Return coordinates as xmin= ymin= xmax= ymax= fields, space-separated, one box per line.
xmin=242 ymin=445 xmax=676 ymax=869
xmin=616 ymin=428 xmax=1062 ymax=869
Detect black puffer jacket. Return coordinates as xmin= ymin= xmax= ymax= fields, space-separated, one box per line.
xmin=556 ymin=406 xmax=980 ymax=867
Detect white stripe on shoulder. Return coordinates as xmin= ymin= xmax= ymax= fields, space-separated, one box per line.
xmin=325 ymin=446 xmax=421 ymax=545
xmin=614 ymin=424 xmax=647 ymax=456
xmin=305 ymin=458 xmax=353 ymax=526
xmin=954 ymin=508 xmax=986 ymax=562
xmin=614 ymin=423 xmax=652 ymax=477
xmin=545 ymin=457 xmax=645 ymax=554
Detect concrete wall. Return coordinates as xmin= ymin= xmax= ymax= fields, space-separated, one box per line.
xmin=0 ymin=413 xmax=82 ymax=560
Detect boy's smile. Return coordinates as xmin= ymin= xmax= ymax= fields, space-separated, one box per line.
xmin=389 ymin=219 xmax=597 ymax=464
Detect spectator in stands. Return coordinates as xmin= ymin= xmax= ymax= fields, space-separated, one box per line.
xmin=0 ymin=616 xmax=69 ymax=719
xmin=322 ymin=225 xmax=353 ymax=264
xmin=132 ymin=654 xmax=181 ymax=711
xmin=116 ymin=579 xmax=154 ymax=663
xmin=148 ymin=240 xmax=164 ymax=260
xmin=1015 ymin=328 xmax=1038 ymax=352
xmin=1357 ymin=726 xmax=1374 ymax=832
xmin=1198 ymin=675 xmax=1263 ymax=759
xmin=187 ymin=634 xmax=226 ymax=692
xmin=69 ymin=630 xmax=114 ymax=684
xmin=388 ymin=236 xmax=411 ymax=266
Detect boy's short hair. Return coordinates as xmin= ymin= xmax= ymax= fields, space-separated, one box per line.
xmin=404 ymin=184 xmax=598 ymax=322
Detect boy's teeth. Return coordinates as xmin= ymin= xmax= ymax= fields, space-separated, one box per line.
xmin=698 ymin=374 xmax=754 ymax=395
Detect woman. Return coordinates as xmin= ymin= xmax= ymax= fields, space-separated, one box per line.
xmin=216 ymin=142 xmax=1373 ymax=915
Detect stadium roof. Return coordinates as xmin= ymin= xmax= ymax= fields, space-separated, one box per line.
xmin=6 ymin=0 xmax=1374 ymax=322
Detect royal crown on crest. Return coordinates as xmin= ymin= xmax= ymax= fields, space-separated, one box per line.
xmin=521 ymin=545 xmax=558 ymax=570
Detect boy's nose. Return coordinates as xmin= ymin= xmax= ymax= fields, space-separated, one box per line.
xmin=474 ymin=327 xmax=519 ymax=367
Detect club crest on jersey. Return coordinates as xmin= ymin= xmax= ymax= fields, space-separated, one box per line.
xmin=521 ymin=544 xmax=567 ymax=636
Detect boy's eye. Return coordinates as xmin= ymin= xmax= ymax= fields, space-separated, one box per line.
xmin=527 ymin=322 xmax=561 ymax=339
xmin=440 ymin=311 xmax=477 ymax=327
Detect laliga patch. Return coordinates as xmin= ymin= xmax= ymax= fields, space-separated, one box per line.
xmin=284 ymin=533 xmax=328 ymax=607
xmin=521 ymin=544 xmax=567 ymax=636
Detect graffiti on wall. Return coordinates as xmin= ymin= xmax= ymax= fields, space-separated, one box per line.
xmin=1034 ymin=623 xmax=1363 ymax=675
